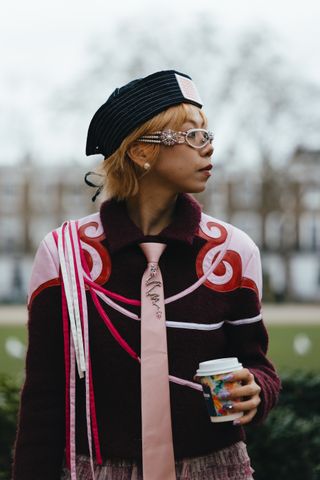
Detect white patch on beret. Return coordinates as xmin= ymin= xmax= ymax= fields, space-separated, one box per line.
xmin=175 ymin=73 xmax=203 ymax=105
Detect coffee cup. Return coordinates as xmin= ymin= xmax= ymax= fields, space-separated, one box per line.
xmin=196 ymin=357 xmax=243 ymax=423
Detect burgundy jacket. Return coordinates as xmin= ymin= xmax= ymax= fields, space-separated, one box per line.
xmin=13 ymin=193 xmax=281 ymax=479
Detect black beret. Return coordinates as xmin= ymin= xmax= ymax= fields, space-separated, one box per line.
xmin=85 ymin=69 xmax=203 ymax=159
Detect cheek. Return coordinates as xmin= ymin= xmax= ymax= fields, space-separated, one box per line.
xmin=155 ymin=148 xmax=194 ymax=173
xmin=156 ymin=160 xmax=188 ymax=178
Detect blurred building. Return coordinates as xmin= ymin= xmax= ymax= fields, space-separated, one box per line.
xmin=0 ymin=148 xmax=319 ymax=303
xmin=0 ymin=157 xmax=96 ymax=303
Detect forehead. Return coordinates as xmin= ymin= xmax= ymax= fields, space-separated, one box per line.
xmin=182 ymin=104 xmax=206 ymax=127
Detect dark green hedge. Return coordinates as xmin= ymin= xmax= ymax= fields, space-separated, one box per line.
xmin=1 ymin=372 xmax=320 ymax=479
xmin=246 ymin=371 xmax=320 ymax=479
xmin=0 ymin=375 xmax=20 ymax=480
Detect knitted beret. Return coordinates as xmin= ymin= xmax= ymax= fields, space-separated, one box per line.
xmin=85 ymin=70 xmax=203 ymax=159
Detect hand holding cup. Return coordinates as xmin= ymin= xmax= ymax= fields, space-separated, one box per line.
xmin=218 ymin=368 xmax=261 ymax=426
xmin=195 ymin=358 xmax=261 ymax=424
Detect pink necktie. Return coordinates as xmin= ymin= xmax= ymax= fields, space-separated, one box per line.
xmin=140 ymin=242 xmax=176 ymax=480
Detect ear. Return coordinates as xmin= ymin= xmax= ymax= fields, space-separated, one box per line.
xmin=127 ymin=142 xmax=148 ymax=168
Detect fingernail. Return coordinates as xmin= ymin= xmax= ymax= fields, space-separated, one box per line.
xmin=224 ymin=401 xmax=233 ymax=410
xmin=233 ymin=419 xmax=241 ymax=426
xmin=218 ymin=391 xmax=229 ymax=400
xmin=222 ymin=374 xmax=234 ymax=381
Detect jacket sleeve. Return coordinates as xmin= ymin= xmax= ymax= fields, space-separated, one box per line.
xmin=224 ymin=243 xmax=281 ymax=424
xmin=12 ymin=236 xmax=66 ymax=479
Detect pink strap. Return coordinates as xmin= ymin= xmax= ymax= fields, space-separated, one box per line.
xmin=140 ymin=242 xmax=176 ymax=480
xmin=73 ymin=222 xmax=102 ymax=465
xmin=69 ymin=334 xmax=76 ymax=480
xmin=61 ymin=283 xmax=71 ymax=468
xmin=84 ymin=276 xmax=140 ymax=306
xmin=58 ymin=222 xmax=102 ymax=479
xmin=70 ymin=221 xmax=101 ymax=469
xmin=90 ymin=288 xmax=140 ymax=361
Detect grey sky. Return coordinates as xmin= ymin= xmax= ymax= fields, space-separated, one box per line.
xmin=1 ymin=0 xmax=320 ymax=165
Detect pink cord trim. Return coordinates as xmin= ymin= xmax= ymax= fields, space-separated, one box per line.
xmin=73 ymin=221 xmax=102 ymax=465
xmin=84 ymin=276 xmax=140 ymax=306
xmin=69 ymin=222 xmax=96 ymax=475
xmin=61 ymin=282 xmax=71 ymax=468
xmin=60 ymin=223 xmax=77 ymax=479
xmin=79 ymin=244 xmax=139 ymax=361
xmin=53 ymin=230 xmax=73 ymax=469
xmin=165 ymin=231 xmax=234 ymax=304
xmin=90 ymin=288 xmax=139 ymax=361
xmin=169 ymin=375 xmax=202 ymax=391
xmin=89 ymin=358 xmax=102 ymax=464
xmin=69 ymin=334 xmax=77 ymax=480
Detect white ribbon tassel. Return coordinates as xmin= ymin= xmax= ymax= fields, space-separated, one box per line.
xmin=70 ymin=221 xmax=95 ymax=478
xmin=57 ymin=221 xmax=96 ymax=480
xmin=58 ymin=222 xmax=85 ymax=377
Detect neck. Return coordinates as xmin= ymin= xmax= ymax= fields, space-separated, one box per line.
xmin=126 ymin=187 xmax=178 ymax=236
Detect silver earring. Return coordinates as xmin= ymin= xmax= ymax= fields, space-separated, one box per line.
xmin=143 ymin=162 xmax=151 ymax=170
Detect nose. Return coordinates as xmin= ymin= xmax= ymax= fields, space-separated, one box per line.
xmin=200 ymin=142 xmax=214 ymax=158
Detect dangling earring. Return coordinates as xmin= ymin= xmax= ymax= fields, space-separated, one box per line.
xmin=143 ymin=162 xmax=151 ymax=170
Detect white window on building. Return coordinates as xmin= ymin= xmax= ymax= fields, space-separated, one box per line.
xmin=299 ymin=212 xmax=320 ymax=250
xmin=29 ymin=181 xmax=57 ymax=213
xmin=230 ymin=212 xmax=262 ymax=245
xmin=265 ymin=212 xmax=297 ymax=250
xmin=302 ymin=188 xmax=320 ymax=211
xmin=265 ymin=212 xmax=282 ymax=249
xmin=0 ymin=216 xmax=24 ymax=253
xmin=262 ymin=253 xmax=286 ymax=295
xmin=0 ymin=181 xmax=24 ymax=214
xmin=210 ymin=184 xmax=228 ymax=219
xmin=231 ymin=179 xmax=261 ymax=209
xmin=291 ymin=254 xmax=320 ymax=300
xmin=29 ymin=217 xmax=58 ymax=252
xmin=62 ymin=185 xmax=91 ymax=218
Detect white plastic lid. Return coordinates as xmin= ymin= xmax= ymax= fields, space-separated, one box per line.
xmin=196 ymin=357 xmax=242 ymax=376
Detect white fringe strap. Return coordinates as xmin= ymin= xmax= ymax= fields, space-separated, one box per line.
xmin=57 ymin=221 xmax=96 ymax=480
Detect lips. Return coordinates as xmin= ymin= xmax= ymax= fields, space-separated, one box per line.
xmin=199 ymin=164 xmax=213 ymax=171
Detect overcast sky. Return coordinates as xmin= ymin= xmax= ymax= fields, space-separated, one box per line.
xmin=1 ymin=0 xmax=320 ymax=165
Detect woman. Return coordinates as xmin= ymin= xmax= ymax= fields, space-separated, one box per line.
xmin=13 ymin=70 xmax=281 ymax=480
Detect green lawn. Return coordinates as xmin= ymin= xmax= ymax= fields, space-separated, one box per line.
xmin=0 ymin=324 xmax=319 ymax=383
xmin=0 ymin=326 xmax=27 ymax=383
xmin=267 ymin=325 xmax=320 ymax=373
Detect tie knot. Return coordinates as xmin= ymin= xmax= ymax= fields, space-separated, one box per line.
xmin=140 ymin=242 xmax=166 ymax=264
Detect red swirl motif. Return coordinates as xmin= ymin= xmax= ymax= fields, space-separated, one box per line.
xmin=196 ymin=219 xmax=258 ymax=295
xmin=78 ymin=221 xmax=111 ymax=285
xmin=197 ymin=221 xmax=227 ymax=245
xmin=196 ymin=242 xmax=242 ymax=292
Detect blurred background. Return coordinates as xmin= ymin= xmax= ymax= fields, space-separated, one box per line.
xmin=0 ymin=0 xmax=320 ymax=477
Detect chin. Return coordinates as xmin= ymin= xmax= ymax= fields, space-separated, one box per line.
xmin=186 ymin=184 xmax=207 ymax=194
xmin=177 ymin=181 xmax=208 ymax=194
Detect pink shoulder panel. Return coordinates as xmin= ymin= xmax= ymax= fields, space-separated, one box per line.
xmin=28 ymin=212 xmax=109 ymax=307
xmin=27 ymin=231 xmax=60 ymax=307
xmin=196 ymin=213 xmax=262 ymax=301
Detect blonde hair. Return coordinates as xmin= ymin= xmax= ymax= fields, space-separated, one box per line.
xmin=97 ymin=103 xmax=207 ymax=200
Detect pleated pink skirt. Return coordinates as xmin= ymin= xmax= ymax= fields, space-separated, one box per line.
xmin=61 ymin=441 xmax=255 ymax=479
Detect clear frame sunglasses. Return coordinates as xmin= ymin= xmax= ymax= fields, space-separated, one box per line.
xmin=137 ymin=128 xmax=214 ymax=149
